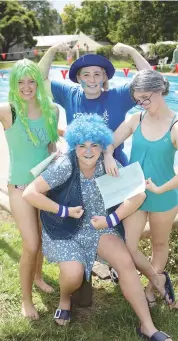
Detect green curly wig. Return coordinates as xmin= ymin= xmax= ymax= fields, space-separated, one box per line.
xmin=8 ymin=58 xmax=58 ymax=145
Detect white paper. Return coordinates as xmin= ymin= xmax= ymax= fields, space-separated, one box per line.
xmin=30 ymin=152 xmax=64 ymax=178
xmin=95 ymin=162 xmax=145 ymax=209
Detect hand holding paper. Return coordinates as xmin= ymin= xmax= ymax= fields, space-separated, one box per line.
xmin=30 ymin=152 xmax=65 ymax=178
xmin=95 ymin=162 xmax=145 ymax=209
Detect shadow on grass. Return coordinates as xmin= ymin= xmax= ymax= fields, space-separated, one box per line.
xmin=1 ymin=280 xmax=178 ymax=341
xmin=30 ymin=280 xmax=177 ymax=341
xmin=0 ymin=238 xmax=20 ymax=262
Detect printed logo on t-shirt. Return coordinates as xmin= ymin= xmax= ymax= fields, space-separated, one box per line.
xmin=73 ymin=110 xmax=109 ymax=124
xmin=23 ymin=127 xmax=49 ymax=145
xmin=103 ymin=110 xmax=109 ymax=123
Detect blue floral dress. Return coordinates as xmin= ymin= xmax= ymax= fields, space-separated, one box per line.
xmin=41 ymin=156 xmax=122 ymax=280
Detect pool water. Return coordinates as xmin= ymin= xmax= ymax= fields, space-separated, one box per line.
xmin=1 ymin=66 xmax=178 ymax=111
xmin=1 ymin=66 xmax=178 ymax=164
xmin=50 ymin=66 xmax=178 ymax=114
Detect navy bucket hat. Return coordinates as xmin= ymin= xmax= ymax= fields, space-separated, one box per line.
xmin=69 ymin=54 xmax=115 ymax=83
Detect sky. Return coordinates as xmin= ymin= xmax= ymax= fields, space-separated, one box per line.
xmin=49 ymin=0 xmax=81 ymax=13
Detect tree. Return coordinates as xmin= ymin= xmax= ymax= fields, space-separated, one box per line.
xmin=0 ymin=1 xmax=39 ymax=53
xmin=76 ymin=1 xmax=122 ymax=42
xmin=0 ymin=33 xmax=4 ymax=50
xmin=21 ymin=0 xmax=63 ymax=35
xmin=60 ymin=1 xmax=122 ymax=42
xmin=60 ymin=0 xmax=178 ymax=45
xmin=109 ymin=1 xmax=178 ymax=45
xmin=152 ymin=1 xmax=178 ymax=41
xmin=61 ymin=4 xmax=79 ymax=34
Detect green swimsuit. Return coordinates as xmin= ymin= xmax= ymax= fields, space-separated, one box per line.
xmin=5 ymin=107 xmax=51 ymax=185
xmin=129 ymin=112 xmax=178 ymax=212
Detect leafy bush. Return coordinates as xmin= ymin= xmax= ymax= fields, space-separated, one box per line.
xmin=96 ymin=45 xmax=113 ymax=59
xmin=53 ymin=51 xmax=67 ymax=61
xmin=150 ymin=43 xmax=177 ymax=63
xmin=32 ymin=50 xmax=44 ymax=62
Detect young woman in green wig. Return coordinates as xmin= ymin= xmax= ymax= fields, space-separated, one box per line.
xmin=0 ymin=59 xmax=59 ymax=320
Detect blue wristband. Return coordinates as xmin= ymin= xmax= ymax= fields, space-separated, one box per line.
xmin=57 ymin=205 xmax=69 ymax=218
xmin=106 ymin=212 xmax=120 ymax=228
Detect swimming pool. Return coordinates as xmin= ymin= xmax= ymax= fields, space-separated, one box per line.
xmin=1 ymin=66 xmax=178 ymax=164
xmin=1 ymin=66 xmax=178 ymax=112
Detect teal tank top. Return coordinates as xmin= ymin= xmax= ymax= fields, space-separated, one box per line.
xmin=129 ymin=113 xmax=178 ymax=212
xmin=5 ymin=113 xmax=51 ymax=185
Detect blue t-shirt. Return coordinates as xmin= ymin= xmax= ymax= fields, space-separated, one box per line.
xmin=51 ymin=80 xmax=134 ymax=165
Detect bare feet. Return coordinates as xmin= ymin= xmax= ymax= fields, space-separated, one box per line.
xmin=55 ymin=298 xmax=71 ymax=326
xmin=170 ymin=301 xmax=178 ymax=310
xmin=22 ymin=301 xmax=39 ymax=320
xmin=34 ymin=278 xmax=55 ymax=293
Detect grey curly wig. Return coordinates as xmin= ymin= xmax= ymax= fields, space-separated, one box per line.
xmin=130 ymin=69 xmax=169 ymax=100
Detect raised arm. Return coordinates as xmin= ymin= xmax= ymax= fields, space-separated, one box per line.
xmin=38 ymin=43 xmax=73 ymax=105
xmin=38 ymin=43 xmax=69 ymax=80
xmin=113 ymin=43 xmax=151 ymax=71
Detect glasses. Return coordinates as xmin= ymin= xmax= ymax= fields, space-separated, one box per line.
xmin=134 ymin=92 xmax=154 ymax=108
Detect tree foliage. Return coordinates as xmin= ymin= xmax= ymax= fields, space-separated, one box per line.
xmin=0 ymin=33 xmax=4 ymax=50
xmin=96 ymin=45 xmax=113 ymax=59
xmin=150 ymin=44 xmax=177 ymax=62
xmin=61 ymin=0 xmax=178 ymax=45
xmin=0 ymin=0 xmax=39 ymax=53
xmin=109 ymin=1 xmax=178 ymax=44
xmin=21 ymin=0 xmax=63 ymax=35
xmin=61 ymin=4 xmax=79 ymax=34
xmin=76 ymin=1 xmax=122 ymax=42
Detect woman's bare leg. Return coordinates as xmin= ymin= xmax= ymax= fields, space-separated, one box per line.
xmin=34 ymin=215 xmax=54 ymax=293
xmin=97 ymin=234 xmax=172 ymax=340
xmin=8 ymin=185 xmax=40 ymax=319
xmin=145 ymin=206 xmax=178 ymax=303
xmin=56 ymin=261 xmax=84 ymax=325
xmin=124 ymin=210 xmax=172 ymax=305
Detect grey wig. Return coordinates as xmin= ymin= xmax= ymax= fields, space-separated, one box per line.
xmin=130 ymin=69 xmax=170 ymax=100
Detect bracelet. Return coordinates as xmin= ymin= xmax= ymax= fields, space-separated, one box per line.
xmin=106 ymin=212 xmax=120 ymax=228
xmin=56 ymin=205 xmax=69 ymax=218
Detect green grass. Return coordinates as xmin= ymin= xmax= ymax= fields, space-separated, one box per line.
xmin=0 ymin=60 xmax=173 ymax=72
xmin=1 ymin=209 xmax=178 ymax=341
xmin=0 ymin=62 xmax=15 ymax=69
xmin=112 ymin=60 xmax=135 ymax=69
xmin=52 ymin=60 xmax=69 ymax=66
xmin=52 ymin=59 xmax=135 ymax=69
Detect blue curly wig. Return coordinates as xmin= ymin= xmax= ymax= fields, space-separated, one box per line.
xmin=65 ymin=114 xmax=113 ymax=150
